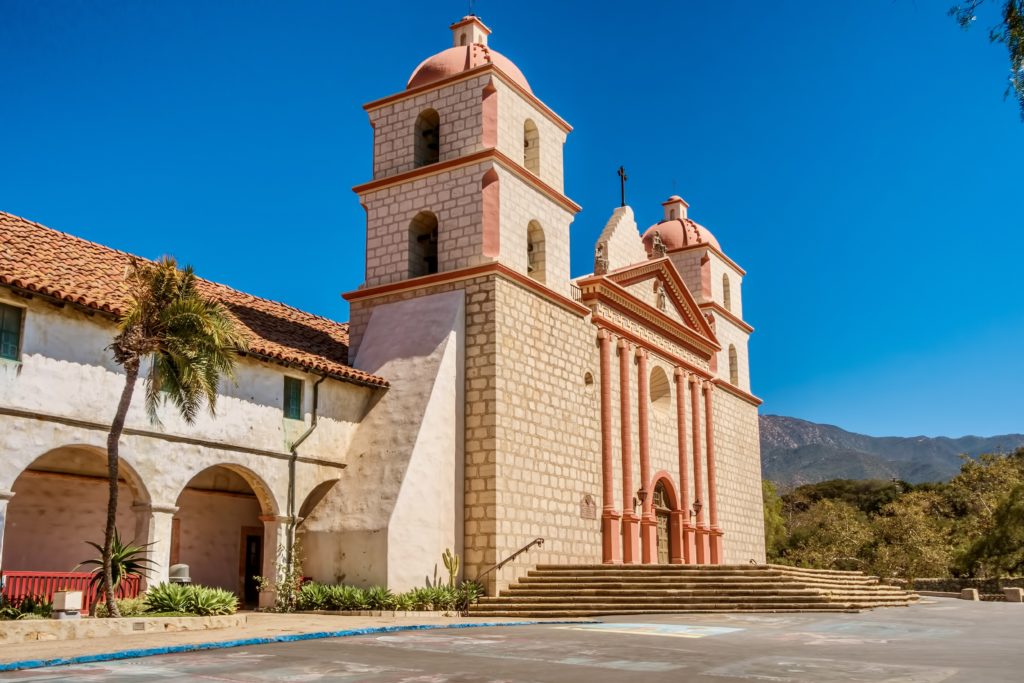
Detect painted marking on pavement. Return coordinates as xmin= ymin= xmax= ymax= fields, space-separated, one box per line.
xmin=559 ymin=622 xmax=743 ymax=638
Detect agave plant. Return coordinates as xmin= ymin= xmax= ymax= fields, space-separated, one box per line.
xmin=187 ymin=586 xmax=238 ymax=616
xmin=78 ymin=530 xmax=156 ymax=610
xmin=364 ymin=586 xmax=395 ymax=611
xmin=297 ymin=582 xmax=330 ymax=611
xmin=144 ymin=582 xmax=190 ymax=613
xmin=341 ymin=585 xmax=369 ymax=611
xmin=410 ymin=587 xmax=434 ymax=611
xmin=393 ymin=591 xmax=415 ymax=611
xmin=456 ymin=580 xmax=483 ymax=611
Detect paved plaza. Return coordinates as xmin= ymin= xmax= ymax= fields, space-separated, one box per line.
xmin=2 ymin=599 xmax=1022 ymax=682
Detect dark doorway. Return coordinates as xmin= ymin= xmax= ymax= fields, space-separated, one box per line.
xmin=241 ymin=529 xmax=263 ymax=607
xmin=654 ymin=481 xmax=671 ymax=564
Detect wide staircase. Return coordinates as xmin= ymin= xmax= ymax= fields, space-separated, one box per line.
xmin=469 ymin=564 xmax=919 ymax=617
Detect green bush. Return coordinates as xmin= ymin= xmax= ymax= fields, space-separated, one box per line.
xmin=0 ymin=594 xmax=52 ymax=620
xmin=364 ymin=586 xmax=395 ymax=610
xmin=297 ymin=582 xmax=330 ymax=611
xmin=393 ymin=591 xmax=415 ymax=611
xmin=95 ymin=596 xmax=147 ymax=618
xmin=143 ymin=583 xmax=237 ymax=616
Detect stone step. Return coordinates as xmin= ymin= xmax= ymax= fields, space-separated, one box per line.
xmin=467 ymin=608 xmax=864 ymax=617
xmin=470 ymin=602 xmax=885 ymax=613
xmin=498 ymin=588 xmax=912 ymax=599
xmin=516 ymin=577 xmax=880 ymax=588
xmin=479 ymin=595 xmax=911 ymax=605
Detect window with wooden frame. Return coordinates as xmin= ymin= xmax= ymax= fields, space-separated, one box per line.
xmin=0 ymin=303 xmax=23 ymax=361
xmin=283 ymin=376 xmax=303 ymax=420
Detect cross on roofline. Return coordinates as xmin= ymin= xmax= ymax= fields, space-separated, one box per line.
xmin=618 ymin=166 xmax=628 ymax=207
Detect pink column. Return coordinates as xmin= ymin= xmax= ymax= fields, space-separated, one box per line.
xmin=704 ymin=381 xmax=724 ymax=564
xmin=598 ymin=330 xmax=621 ymax=564
xmin=674 ymin=368 xmax=696 ymax=563
xmin=618 ymin=339 xmax=639 ymax=564
xmin=636 ymin=349 xmax=656 ymax=564
xmin=690 ymin=376 xmax=709 ymax=564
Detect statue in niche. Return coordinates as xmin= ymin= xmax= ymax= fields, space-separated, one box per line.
xmin=650 ymin=230 xmax=668 ymax=258
xmin=654 ymin=280 xmax=667 ymax=311
xmin=594 ymin=242 xmax=609 ymax=275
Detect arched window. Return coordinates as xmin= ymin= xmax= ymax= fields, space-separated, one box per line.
xmin=722 ymin=273 xmax=732 ymax=312
xmin=460 ymin=33 xmax=467 ymax=46
xmin=527 ymin=220 xmax=545 ymax=283
xmin=414 ymin=109 xmax=440 ymax=167
xmin=649 ymin=366 xmax=671 ymax=414
xmin=729 ymin=345 xmax=738 ymax=385
xmin=408 ymin=211 xmax=439 ymax=278
xmin=523 ymin=119 xmax=540 ymax=175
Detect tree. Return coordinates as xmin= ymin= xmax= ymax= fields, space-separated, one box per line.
xmin=102 ymin=257 xmax=245 ymax=617
xmin=762 ymin=481 xmax=787 ymax=560
xmin=783 ymin=499 xmax=873 ymax=570
xmin=869 ymin=491 xmax=953 ymax=582
xmin=950 ymin=1 xmax=1024 ymax=119
xmin=958 ymin=484 xmax=1024 ymax=576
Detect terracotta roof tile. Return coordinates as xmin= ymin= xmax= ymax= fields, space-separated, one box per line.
xmin=0 ymin=211 xmax=388 ymax=389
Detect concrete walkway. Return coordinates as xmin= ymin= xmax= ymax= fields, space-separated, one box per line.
xmin=0 ymin=612 xmax=559 ymax=667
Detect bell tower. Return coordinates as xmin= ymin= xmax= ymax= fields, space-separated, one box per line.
xmin=347 ymin=16 xmax=580 ymax=356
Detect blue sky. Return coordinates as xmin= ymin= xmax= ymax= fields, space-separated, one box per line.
xmin=2 ymin=1 xmax=1022 ymax=437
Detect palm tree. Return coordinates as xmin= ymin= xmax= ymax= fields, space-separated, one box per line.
xmin=102 ymin=256 xmax=245 ymax=617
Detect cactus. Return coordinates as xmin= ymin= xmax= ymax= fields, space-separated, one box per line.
xmin=442 ymin=548 xmax=460 ymax=588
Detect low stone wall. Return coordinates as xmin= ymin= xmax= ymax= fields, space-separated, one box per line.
xmin=297 ymin=610 xmax=457 ymax=618
xmin=912 ymin=577 xmax=1024 ymax=596
xmin=0 ymin=614 xmax=246 ymax=645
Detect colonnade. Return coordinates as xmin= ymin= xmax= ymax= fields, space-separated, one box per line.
xmin=597 ymin=329 xmax=723 ymax=565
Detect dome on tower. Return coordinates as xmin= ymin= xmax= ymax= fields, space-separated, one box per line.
xmin=406 ymin=16 xmax=532 ymax=93
xmin=640 ymin=195 xmax=721 ymax=254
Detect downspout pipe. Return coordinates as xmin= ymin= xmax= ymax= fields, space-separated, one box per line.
xmin=287 ymin=374 xmax=327 ymax=575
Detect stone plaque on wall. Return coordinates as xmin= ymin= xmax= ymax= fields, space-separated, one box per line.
xmin=580 ymin=494 xmax=597 ymax=520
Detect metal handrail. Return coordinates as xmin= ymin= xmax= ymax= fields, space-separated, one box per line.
xmin=472 ymin=537 xmax=544 ymax=585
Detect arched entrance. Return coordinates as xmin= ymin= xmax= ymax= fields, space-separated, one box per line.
xmin=653 ymin=481 xmax=672 ymax=564
xmin=2 ymin=445 xmax=150 ymax=573
xmin=650 ymin=473 xmax=682 ymax=565
xmin=172 ymin=465 xmax=275 ymax=606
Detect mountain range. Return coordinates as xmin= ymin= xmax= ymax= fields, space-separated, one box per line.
xmin=760 ymin=415 xmax=1024 ymax=487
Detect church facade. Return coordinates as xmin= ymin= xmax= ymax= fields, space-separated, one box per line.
xmin=0 ymin=17 xmax=764 ymax=601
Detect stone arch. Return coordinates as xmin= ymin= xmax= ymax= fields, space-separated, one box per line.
xmin=297 ymin=479 xmax=339 ymax=524
xmin=527 ymin=220 xmax=545 ymax=283
xmin=413 ymin=108 xmax=440 ymax=167
xmin=649 ymin=365 xmax=671 ymax=414
xmin=2 ymin=444 xmax=152 ymax=573
xmin=523 ymin=118 xmax=540 ymax=174
xmin=722 ymin=273 xmax=732 ymax=312
xmin=729 ymin=345 xmax=738 ymax=385
xmin=172 ymin=463 xmax=278 ymax=604
xmin=408 ymin=210 xmax=439 ymax=278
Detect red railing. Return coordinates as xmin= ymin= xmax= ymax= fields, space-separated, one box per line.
xmin=1 ymin=571 xmax=141 ymax=614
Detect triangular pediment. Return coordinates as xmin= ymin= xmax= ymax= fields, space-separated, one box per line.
xmin=601 ymin=258 xmax=718 ymax=345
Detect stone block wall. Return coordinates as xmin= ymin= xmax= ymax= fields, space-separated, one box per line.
xmin=712 ymin=389 xmax=765 ymax=563
xmin=493 ymin=79 xmax=567 ymax=192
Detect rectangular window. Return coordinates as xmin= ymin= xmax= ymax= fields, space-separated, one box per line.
xmin=0 ymin=303 xmax=23 ymax=361
xmin=283 ymin=376 xmax=303 ymax=420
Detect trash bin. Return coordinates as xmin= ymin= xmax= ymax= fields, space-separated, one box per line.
xmin=168 ymin=564 xmax=192 ymax=584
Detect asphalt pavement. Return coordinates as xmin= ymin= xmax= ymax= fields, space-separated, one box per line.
xmin=2 ymin=598 xmax=1021 ymax=682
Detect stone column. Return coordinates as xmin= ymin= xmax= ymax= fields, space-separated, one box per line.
xmin=133 ymin=503 xmax=179 ymax=588
xmin=704 ymin=382 xmax=724 ymax=564
xmin=258 ymin=515 xmax=287 ymax=609
xmin=689 ymin=376 xmax=709 ymax=563
xmin=674 ymin=369 xmax=695 ymax=563
xmin=598 ymin=330 xmax=621 ymax=564
xmin=0 ymin=490 xmax=13 ymax=573
xmin=636 ymin=348 xmax=656 ymax=564
xmin=618 ymin=339 xmax=639 ymax=564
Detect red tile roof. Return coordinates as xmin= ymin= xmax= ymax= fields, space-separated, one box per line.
xmin=0 ymin=211 xmax=388 ymax=388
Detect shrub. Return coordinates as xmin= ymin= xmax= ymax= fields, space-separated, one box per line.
xmin=410 ymin=587 xmax=434 ymax=611
xmin=364 ymin=586 xmax=395 ymax=610
xmin=143 ymin=583 xmax=237 ymax=616
xmin=393 ymin=591 xmax=415 ymax=611
xmin=297 ymin=582 xmax=330 ymax=611
xmin=338 ymin=585 xmax=368 ymax=610
xmin=95 ymin=596 xmax=147 ymax=618
xmin=456 ymin=581 xmax=483 ymax=610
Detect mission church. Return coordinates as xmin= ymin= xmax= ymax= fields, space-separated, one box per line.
xmin=0 ymin=16 xmax=764 ymax=603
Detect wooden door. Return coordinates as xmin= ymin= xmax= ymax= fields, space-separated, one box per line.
xmin=656 ymin=511 xmax=670 ymax=564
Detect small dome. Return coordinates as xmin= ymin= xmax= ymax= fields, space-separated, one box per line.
xmin=641 ymin=218 xmax=721 ymax=254
xmin=407 ymin=44 xmax=532 ymax=93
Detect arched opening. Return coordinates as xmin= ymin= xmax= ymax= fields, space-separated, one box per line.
xmin=460 ymin=33 xmax=467 ymax=46
xmin=722 ymin=273 xmax=732 ymax=312
xmin=409 ymin=211 xmax=439 ymax=278
xmin=523 ymin=119 xmax=540 ymax=175
xmin=2 ymin=446 xmax=150 ymax=575
xmin=172 ymin=465 xmax=275 ymax=606
xmin=652 ymin=477 xmax=680 ymax=565
xmin=414 ymin=108 xmax=440 ymax=167
xmin=729 ymin=345 xmax=738 ymax=385
xmin=526 ymin=220 xmax=545 ymax=283
xmin=649 ymin=366 xmax=671 ymax=414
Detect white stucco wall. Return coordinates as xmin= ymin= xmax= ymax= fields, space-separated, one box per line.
xmin=596 ymin=206 xmax=648 ymax=273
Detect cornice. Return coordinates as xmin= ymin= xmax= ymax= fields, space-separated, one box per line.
xmin=668 ymin=243 xmax=747 ymax=276
xmin=711 ymin=378 xmax=763 ymax=406
xmin=343 ymin=261 xmax=590 ymax=318
xmin=362 ymin=64 xmax=572 ymax=133
xmin=699 ymin=301 xmax=754 ymax=333
xmin=352 ymin=148 xmax=581 ymax=214
xmin=591 ymin=314 xmax=713 ymax=379
xmin=604 ymin=259 xmax=711 ymax=337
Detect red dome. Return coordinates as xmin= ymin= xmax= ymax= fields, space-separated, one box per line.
xmin=641 ymin=218 xmax=721 ymax=254
xmin=407 ymin=45 xmax=532 ymax=93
